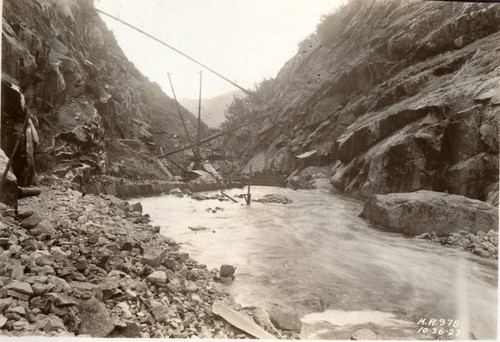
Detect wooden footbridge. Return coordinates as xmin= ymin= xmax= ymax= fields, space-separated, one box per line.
xmin=220 ymin=172 xmax=286 ymax=187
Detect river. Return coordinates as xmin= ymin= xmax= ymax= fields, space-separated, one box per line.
xmin=137 ymin=180 xmax=497 ymax=339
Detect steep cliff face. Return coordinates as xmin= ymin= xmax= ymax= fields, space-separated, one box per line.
xmin=224 ymin=0 xmax=500 ymax=205
xmin=2 ymin=0 xmax=203 ymax=185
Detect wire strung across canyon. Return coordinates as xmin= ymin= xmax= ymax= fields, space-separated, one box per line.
xmin=96 ymin=9 xmax=277 ymax=156
xmin=96 ymin=9 xmax=260 ymax=100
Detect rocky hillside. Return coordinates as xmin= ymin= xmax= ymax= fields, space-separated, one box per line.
xmin=2 ymin=0 xmax=205 ymax=186
xmin=222 ymin=0 xmax=500 ymax=206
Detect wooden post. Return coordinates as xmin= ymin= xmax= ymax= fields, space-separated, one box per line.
xmin=165 ymin=156 xmax=188 ymax=174
xmin=196 ymin=70 xmax=202 ymax=161
xmin=167 ymin=72 xmax=200 ymax=159
xmin=244 ymin=165 xmax=252 ymax=205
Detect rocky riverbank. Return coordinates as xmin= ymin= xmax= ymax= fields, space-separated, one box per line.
xmin=361 ymin=190 xmax=499 ymax=260
xmin=414 ymin=230 xmax=499 ymax=260
xmin=0 ymin=183 xmax=299 ymax=338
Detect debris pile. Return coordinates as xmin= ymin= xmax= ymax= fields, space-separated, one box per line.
xmin=255 ymin=194 xmax=293 ymax=204
xmin=191 ymin=193 xmax=231 ymax=202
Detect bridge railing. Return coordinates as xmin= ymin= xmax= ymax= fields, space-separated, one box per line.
xmin=216 ymin=172 xmax=287 ymax=187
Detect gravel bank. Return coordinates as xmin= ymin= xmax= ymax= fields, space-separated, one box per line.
xmin=0 ymin=184 xmax=295 ymax=338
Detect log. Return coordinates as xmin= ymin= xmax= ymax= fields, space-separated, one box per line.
xmin=212 ymin=301 xmax=275 ymax=339
xmin=188 ymin=226 xmax=210 ymax=232
xmin=18 ymin=187 xmax=42 ymax=198
xmin=220 ymin=191 xmax=238 ymax=203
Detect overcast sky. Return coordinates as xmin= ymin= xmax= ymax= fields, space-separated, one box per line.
xmin=95 ymin=0 xmax=343 ymax=99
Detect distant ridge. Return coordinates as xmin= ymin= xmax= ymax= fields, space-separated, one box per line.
xmin=180 ymin=90 xmax=245 ymax=128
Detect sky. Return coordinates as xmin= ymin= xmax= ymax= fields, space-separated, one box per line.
xmin=95 ymin=0 xmax=344 ymax=100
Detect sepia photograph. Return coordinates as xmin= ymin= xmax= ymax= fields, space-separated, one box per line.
xmin=0 ymin=0 xmax=498 ymax=340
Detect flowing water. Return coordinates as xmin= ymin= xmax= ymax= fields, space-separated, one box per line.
xmin=137 ymin=180 xmax=497 ymax=339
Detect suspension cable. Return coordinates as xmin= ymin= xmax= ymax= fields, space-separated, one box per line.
xmin=95 ymin=7 xmax=277 ymax=157
xmin=96 ymin=8 xmax=274 ymax=108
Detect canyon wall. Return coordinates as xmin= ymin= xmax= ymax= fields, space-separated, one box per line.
xmin=223 ymin=0 xmax=499 ymax=205
xmin=2 ymin=0 xmax=204 ymax=186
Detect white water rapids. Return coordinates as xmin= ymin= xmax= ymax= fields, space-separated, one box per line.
xmin=137 ymin=180 xmax=497 ymax=339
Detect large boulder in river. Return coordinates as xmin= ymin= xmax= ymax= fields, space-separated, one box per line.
xmin=360 ymin=190 xmax=498 ymax=236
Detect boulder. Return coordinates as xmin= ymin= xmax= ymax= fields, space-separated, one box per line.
xmin=253 ymin=307 xmax=282 ymax=337
xmin=6 ymin=306 xmax=26 ymax=316
xmin=6 ymin=281 xmax=34 ymax=296
xmin=351 ymin=328 xmax=378 ymax=340
xmin=71 ymin=281 xmax=102 ymax=300
xmin=98 ymin=277 xmax=121 ymax=300
xmin=109 ymin=321 xmax=142 ymax=338
xmin=48 ymin=276 xmax=72 ymax=293
xmin=17 ymin=210 xmax=33 ymax=219
xmin=116 ymin=302 xmax=132 ymax=318
xmin=32 ymin=283 xmax=54 ymax=295
xmin=41 ymin=315 xmax=67 ymax=333
xmin=20 ymin=214 xmax=42 ymax=229
xmin=151 ymin=302 xmax=168 ymax=322
xmin=361 ymin=191 xmax=498 ymax=236
xmin=50 ymin=247 xmax=71 ymax=264
xmin=30 ymin=250 xmax=55 ymax=266
xmin=162 ymin=258 xmax=177 ymax=271
xmin=220 ymin=264 xmax=236 ymax=277
xmin=47 ymin=293 xmax=78 ymax=307
xmin=128 ymin=202 xmax=142 ymax=213
xmin=286 ymin=176 xmax=300 ymax=190
xmin=141 ymin=249 xmax=165 ymax=268
xmin=76 ymin=298 xmax=114 ymax=337
xmin=212 ymin=301 xmax=275 ymax=339
xmin=191 ymin=194 xmax=209 ymax=201
xmin=146 ymin=271 xmax=167 ymax=284
xmin=184 ymin=280 xmax=199 ymax=292
xmin=266 ymin=302 xmax=302 ymax=332
xmin=298 ymin=166 xmax=330 ymax=180
xmin=30 ymin=220 xmax=55 ymax=237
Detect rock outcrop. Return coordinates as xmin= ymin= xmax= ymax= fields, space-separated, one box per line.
xmin=2 ymin=0 xmax=206 ymax=187
xmin=222 ymin=0 xmax=499 ymax=205
xmin=0 ymin=150 xmax=18 ymax=207
xmin=1 ymin=79 xmax=39 ymax=188
xmin=360 ymin=190 xmax=498 ymax=236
